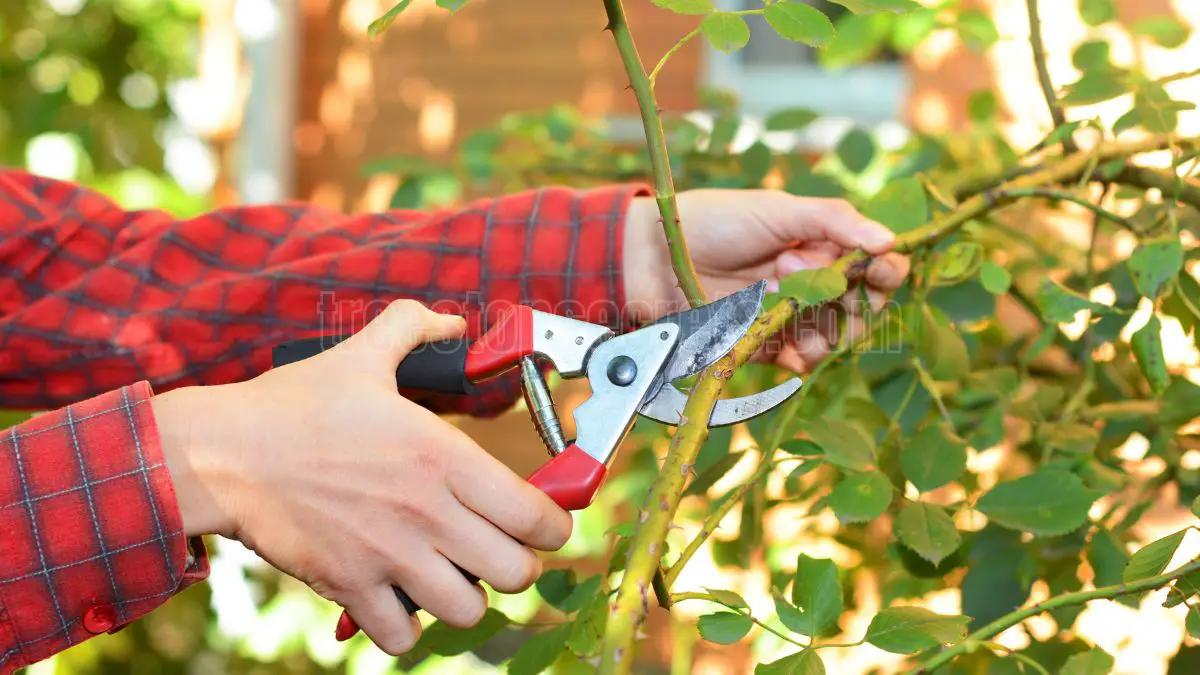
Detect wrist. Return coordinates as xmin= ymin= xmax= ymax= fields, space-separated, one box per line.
xmin=151 ymin=385 xmax=242 ymax=538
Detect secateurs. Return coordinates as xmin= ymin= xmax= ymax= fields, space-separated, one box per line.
xmin=271 ymin=279 xmax=802 ymax=639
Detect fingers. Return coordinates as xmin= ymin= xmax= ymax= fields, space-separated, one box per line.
xmin=343 ymin=586 xmax=424 ymax=656
xmin=340 ymin=299 xmax=467 ymax=368
xmin=436 ymin=501 xmax=544 ymax=593
xmin=447 ymin=445 xmax=574 ymax=552
xmin=865 ymin=252 xmax=911 ymax=291
xmin=773 ymin=194 xmax=896 ymax=255
xmin=395 ymin=550 xmax=489 ymax=629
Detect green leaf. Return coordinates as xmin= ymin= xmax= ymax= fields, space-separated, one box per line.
xmin=741 ymin=141 xmax=774 ymax=186
xmin=782 ymin=439 xmax=823 ymax=456
xmin=1062 ymin=69 xmax=1128 ymax=106
xmin=435 ymin=0 xmax=469 ymax=10
xmin=821 ymin=13 xmax=888 ymax=68
xmin=774 ymin=592 xmax=808 ymax=634
xmin=1060 ymin=648 xmax=1116 ymax=675
xmin=1073 ymin=40 xmax=1112 ymax=70
xmin=1131 ymin=16 xmax=1191 ymax=49
xmin=1079 ymin=0 xmax=1116 ymax=26
xmin=828 ymin=470 xmax=894 ymax=524
xmin=755 ymin=650 xmax=826 ymax=675
xmin=1035 ymin=278 xmax=1114 ymax=323
xmin=705 ymin=587 xmax=750 ymax=610
xmin=829 ymin=0 xmax=918 ymax=14
xmin=916 ymin=306 xmax=970 ymax=381
xmin=414 ymin=609 xmax=509 ymax=656
xmin=892 ymin=8 xmax=939 ymax=51
xmin=765 ymin=108 xmax=820 ymax=131
xmin=955 ymin=9 xmax=998 ymax=52
xmin=535 ymin=569 xmax=576 ymax=609
xmin=651 ymin=0 xmax=714 ymax=15
xmin=1192 ymin=495 xmax=1200 ymax=518
xmin=779 ymin=267 xmax=849 ymax=309
xmin=864 ymin=607 xmax=970 ymax=654
xmin=895 ymin=502 xmax=962 ymax=566
xmin=685 ymin=450 xmax=745 ymax=496
xmin=933 ymin=241 xmax=984 ymax=284
xmin=836 ymin=128 xmax=876 ymax=173
xmin=566 ymin=594 xmax=606 ymax=656
xmin=1124 ymin=529 xmax=1187 ymax=582
xmin=701 ymin=12 xmax=751 ymax=53
xmin=804 ymin=418 xmax=876 ymax=471
xmin=697 ymin=612 xmax=753 ymax=644
xmin=789 ymin=554 xmax=844 ymax=637
xmin=1189 ymin=609 xmax=1200 ymax=640
xmin=1088 ymin=529 xmax=1129 ymax=589
xmin=979 ymin=260 xmax=1012 ymax=295
xmin=367 ymin=0 xmax=414 ymax=37
xmin=900 ymin=423 xmax=968 ymax=492
xmin=863 ymin=177 xmax=928 ymax=234
xmin=1128 ymin=236 xmax=1184 ymax=299
xmin=968 ymin=90 xmax=997 ymax=123
xmin=764 ymin=2 xmax=836 ymax=47
xmin=976 ymin=470 xmax=1098 ymax=537
xmin=508 ymin=624 xmax=571 ymax=675
xmin=559 ymin=575 xmax=602 ymax=613
xmin=1132 ymin=316 xmax=1171 ymax=396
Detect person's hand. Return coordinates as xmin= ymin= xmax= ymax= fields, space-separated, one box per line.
xmin=151 ymin=300 xmax=572 ymax=655
xmin=623 ymin=189 xmax=911 ymax=372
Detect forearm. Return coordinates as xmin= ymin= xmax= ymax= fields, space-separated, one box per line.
xmin=0 ymin=170 xmax=650 ymax=414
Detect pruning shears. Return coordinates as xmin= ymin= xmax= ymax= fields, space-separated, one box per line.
xmin=270 ymin=280 xmax=801 ymax=640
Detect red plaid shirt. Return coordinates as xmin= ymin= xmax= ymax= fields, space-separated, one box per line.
xmin=0 ymin=169 xmax=647 ymax=673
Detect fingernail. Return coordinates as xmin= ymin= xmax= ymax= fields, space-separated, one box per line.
xmin=336 ymin=613 xmax=358 ymax=641
xmin=766 ymin=279 xmax=780 ymax=293
xmin=865 ymin=223 xmax=895 ymax=250
xmin=778 ymin=252 xmax=814 ymax=276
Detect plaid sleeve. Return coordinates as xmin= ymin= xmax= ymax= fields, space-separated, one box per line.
xmin=0 ymin=381 xmax=208 ymax=675
xmin=0 ymin=169 xmax=651 ymax=416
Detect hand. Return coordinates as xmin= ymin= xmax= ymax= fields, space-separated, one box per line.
xmin=152 ymin=300 xmax=572 ymax=655
xmin=623 ymin=189 xmax=911 ymax=372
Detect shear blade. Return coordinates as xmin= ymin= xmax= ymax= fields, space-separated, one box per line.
xmin=638 ymin=377 xmax=803 ymax=428
xmin=650 ymin=280 xmax=767 ymax=383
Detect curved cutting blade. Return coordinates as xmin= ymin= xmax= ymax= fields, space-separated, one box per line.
xmin=638 ymin=377 xmax=803 ymax=428
xmin=651 ymin=280 xmax=766 ymax=384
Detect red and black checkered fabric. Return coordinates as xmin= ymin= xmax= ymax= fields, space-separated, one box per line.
xmin=0 ymin=168 xmax=649 ymax=672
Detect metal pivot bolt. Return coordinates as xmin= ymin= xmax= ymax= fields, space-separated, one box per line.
xmin=519 ymin=356 xmax=567 ymax=456
xmin=607 ymin=355 xmax=637 ymax=386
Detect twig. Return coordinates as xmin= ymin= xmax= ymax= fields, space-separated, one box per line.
xmin=1025 ymin=0 xmax=1075 ymax=153
xmin=995 ymin=187 xmax=1140 ymax=232
xmin=912 ymin=557 xmax=1200 ymax=673
xmin=602 ymin=0 xmax=707 ymax=307
xmin=650 ymin=28 xmax=700 ymax=86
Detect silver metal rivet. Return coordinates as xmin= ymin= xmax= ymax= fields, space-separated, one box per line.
xmin=608 ymin=355 xmax=638 ymax=386
xmin=575 ymin=336 xmax=584 ymax=345
xmin=545 ymin=330 xmax=553 ymax=339
xmin=660 ymin=331 xmax=669 ymax=340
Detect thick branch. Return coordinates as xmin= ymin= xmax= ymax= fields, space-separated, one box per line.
xmin=599 ymin=300 xmax=799 ymax=674
xmin=913 ymin=557 xmax=1200 ymax=673
xmin=602 ymin=0 xmax=707 ymax=307
xmin=1025 ymin=0 xmax=1074 ymax=152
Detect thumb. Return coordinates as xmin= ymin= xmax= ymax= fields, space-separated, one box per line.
xmin=770 ymin=194 xmax=895 ymax=255
xmin=338 ymin=299 xmax=467 ymax=368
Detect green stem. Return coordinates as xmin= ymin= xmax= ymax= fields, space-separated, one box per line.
xmin=602 ymin=0 xmax=707 ymax=307
xmin=912 ymin=557 xmax=1200 ymax=673
xmin=1025 ymin=0 xmax=1075 ymax=153
xmin=649 ymin=28 xmax=700 ymax=86
xmin=986 ymin=643 xmax=1052 ymax=675
xmin=993 ymin=187 xmax=1139 ymax=232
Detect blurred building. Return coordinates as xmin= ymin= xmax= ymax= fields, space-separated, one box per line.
xmin=197 ymin=0 xmax=1200 ymax=213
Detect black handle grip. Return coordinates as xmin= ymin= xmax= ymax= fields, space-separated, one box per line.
xmin=272 ymin=335 xmax=476 ymax=395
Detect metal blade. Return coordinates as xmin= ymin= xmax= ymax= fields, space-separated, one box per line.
xmin=638 ymin=377 xmax=803 ymax=428
xmin=651 ymin=280 xmax=766 ymax=384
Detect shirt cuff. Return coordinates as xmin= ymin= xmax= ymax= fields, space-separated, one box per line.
xmin=0 ymin=381 xmax=208 ymax=673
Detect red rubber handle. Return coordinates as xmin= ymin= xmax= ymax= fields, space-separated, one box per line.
xmin=335 ymin=445 xmax=608 ymax=641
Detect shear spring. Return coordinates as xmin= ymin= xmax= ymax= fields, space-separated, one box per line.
xmin=519 ymin=356 xmax=567 ymax=456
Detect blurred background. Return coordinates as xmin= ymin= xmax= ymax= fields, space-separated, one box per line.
xmin=3 ymin=0 xmax=1200 ymax=673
